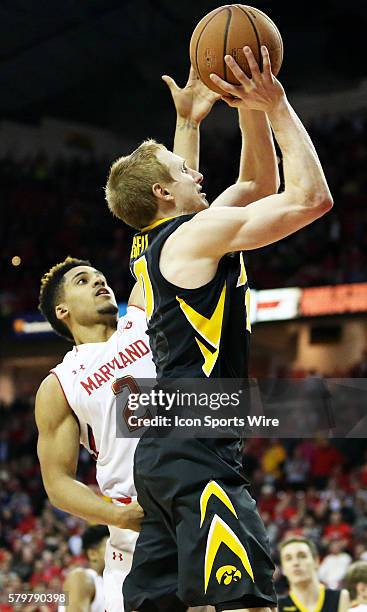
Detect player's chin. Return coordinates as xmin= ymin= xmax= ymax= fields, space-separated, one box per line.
xmin=97 ymin=303 xmax=119 ymax=315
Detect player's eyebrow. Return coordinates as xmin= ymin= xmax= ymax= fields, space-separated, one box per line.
xmin=71 ymin=269 xmax=98 ymax=282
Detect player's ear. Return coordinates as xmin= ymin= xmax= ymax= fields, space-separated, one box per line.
xmin=152 ymin=183 xmax=174 ymax=202
xmin=55 ymin=303 xmax=69 ymax=321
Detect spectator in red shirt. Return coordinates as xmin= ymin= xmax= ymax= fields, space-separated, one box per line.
xmin=310 ymin=437 xmax=345 ymax=488
xmin=322 ymin=510 xmax=353 ymax=547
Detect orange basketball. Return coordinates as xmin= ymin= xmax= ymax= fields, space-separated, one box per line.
xmin=190 ymin=4 xmax=283 ymax=95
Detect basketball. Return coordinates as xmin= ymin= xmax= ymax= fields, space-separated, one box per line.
xmin=190 ymin=4 xmax=283 ymax=94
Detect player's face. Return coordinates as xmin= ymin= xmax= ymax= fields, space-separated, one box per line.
xmin=280 ymin=542 xmax=318 ymax=585
xmin=88 ymin=536 xmax=108 ymax=573
xmin=58 ymin=266 xmax=118 ymax=326
xmin=156 ymin=149 xmax=209 ymax=213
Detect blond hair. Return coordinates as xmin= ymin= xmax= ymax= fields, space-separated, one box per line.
xmin=105 ymin=139 xmax=173 ymax=229
xmin=279 ymin=537 xmax=318 ymax=560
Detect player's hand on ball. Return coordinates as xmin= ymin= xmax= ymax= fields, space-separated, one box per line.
xmin=162 ymin=66 xmax=220 ymax=125
xmin=118 ymin=501 xmax=144 ymax=532
xmin=210 ymin=46 xmax=285 ymax=112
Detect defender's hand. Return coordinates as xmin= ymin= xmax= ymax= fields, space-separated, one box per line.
xmin=116 ymin=501 xmax=144 ymax=532
xmin=162 ymin=66 xmax=220 ymax=125
xmin=210 ymin=46 xmax=285 ymax=112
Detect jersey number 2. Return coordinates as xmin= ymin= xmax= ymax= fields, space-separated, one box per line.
xmin=112 ymin=375 xmax=151 ymax=432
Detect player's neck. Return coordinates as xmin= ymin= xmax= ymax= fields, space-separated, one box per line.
xmin=291 ymin=576 xmax=321 ymax=606
xmin=73 ymin=322 xmax=116 ymax=345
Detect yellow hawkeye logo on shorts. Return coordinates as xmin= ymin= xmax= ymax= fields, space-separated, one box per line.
xmin=216 ymin=565 xmax=242 ymax=585
xmin=200 ymin=481 xmax=254 ymax=593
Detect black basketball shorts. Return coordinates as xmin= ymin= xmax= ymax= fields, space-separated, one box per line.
xmin=123 ymin=438 xmax=277 ymax=611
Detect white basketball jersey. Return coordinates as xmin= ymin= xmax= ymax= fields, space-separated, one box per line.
xmin=51 ymin=306 xmax=155 ymax=501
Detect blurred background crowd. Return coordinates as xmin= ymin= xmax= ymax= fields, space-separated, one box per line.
xmin=1 ymin=391 xmax=367 ymax=609
xmin=1 ymin=109 xmax=367 ymax=318
xmin=1 ymin=1 xmax=367 ymax=608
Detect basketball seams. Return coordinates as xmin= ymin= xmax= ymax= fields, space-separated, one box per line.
xmin=248 ymin=6 xmax=284 ymax=62
xmin=223 ymin=7 xmax=233 ymax=82
xmin=235 ymin=4 xmax=263 ymax=72
xmin=190 ymin=4 xmax=283 ymax=89
xmin=240 ymin=5 xmax=283 ymax=66
xmin=194 ymin=9 xmax=228 ymax=83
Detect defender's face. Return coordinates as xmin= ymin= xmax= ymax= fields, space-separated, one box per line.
xmin=156 ymin=149 xmax=209 ymax=213
xmin=87 ymin=536 xmax=108 ymax=573
xmin=281 ymin=542 xmax=318 ymax=585
xmin=58 ymin=266 xmax=118 ymax=325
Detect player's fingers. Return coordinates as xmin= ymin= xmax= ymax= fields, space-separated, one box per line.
xmin=243 ymin=46 xmax=261 ymax=80
xmin=210 ymin=73 xmax=238 ymax=96
xmin=261 ymin=45 xmax=274 ymax=82
xmin=161 ymin=75 xmax=179 ymax=93
xmin=224 ymin=55 xmax=251 ymax=86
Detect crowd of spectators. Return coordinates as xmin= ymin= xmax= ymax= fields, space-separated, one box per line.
xmin=1 ymin=109 xmax=367 ymax=319
xmin=1 ymin=392 xmax=367 ymax=609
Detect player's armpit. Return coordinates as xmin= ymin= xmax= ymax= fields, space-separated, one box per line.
xmin=63 ymin=568 xmax=94 ymax=612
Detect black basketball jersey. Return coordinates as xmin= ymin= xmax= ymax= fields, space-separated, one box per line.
xmin=278 ymin=585 xmax=341 ymax=612
xmin=130 ymin=215 xmax=251 ymax=380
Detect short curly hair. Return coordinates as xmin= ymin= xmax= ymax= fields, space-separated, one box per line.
xmin=39 ymin=256 xmax=91 ymax=342
xmin=82 ymin=525 xmax=109 ymax=552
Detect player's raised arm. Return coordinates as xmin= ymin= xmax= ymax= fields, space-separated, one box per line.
xmin=162 ymin=66 xmax=219 ymax=171
xmin=211 ymin=107 xmax=280 ymax=207
xmin=166 ymin=46 xmax=332 ymax=264
xmin=35 ymin=374 xmax=143 ymax=531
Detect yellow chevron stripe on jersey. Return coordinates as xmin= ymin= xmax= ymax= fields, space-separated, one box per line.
xmin=237 ymin=252 xmax=248 ymax=287
xmin=177 ymin=283 xmax=226 ymax=349
xmin=289 ymin=584 xmax=325 ymax=612
xmin=204 ymin=514 xmax=254 ymax=593
xmin=200 ymin=480 xmax=238 ymax=527
xmin=195 ymin=338 xmax=219 ymax=377
xmin=177 ymin=284 xmax=226 ymax=376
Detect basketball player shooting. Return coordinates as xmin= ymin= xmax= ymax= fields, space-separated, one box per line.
xmin=35 ymin=70 xmax=222 ymax=612
xmin=105 ymin=46 xmax=333 ymax=612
